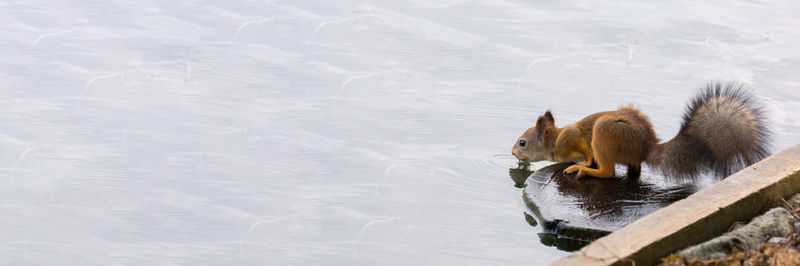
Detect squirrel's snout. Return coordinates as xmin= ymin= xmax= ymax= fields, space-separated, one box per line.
xmin=511 ymin=147 xmax=525 ymax=162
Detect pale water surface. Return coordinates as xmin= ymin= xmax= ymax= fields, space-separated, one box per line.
xmin=1 ymin=0 xmax=799 ymax=265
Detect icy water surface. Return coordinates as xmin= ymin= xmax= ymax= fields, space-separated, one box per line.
xmin=1 ymin=0 xmax=800 ymax=265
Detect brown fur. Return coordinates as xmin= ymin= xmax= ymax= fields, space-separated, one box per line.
xmin=512 ymin=106 xmax=657 ymax=178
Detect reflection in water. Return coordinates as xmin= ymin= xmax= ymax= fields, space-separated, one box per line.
xmin=523 ymin=212 xmax=538 ymax=227
xmin=537 ymin=233 xmax=585 ymax=252
xmin=509 ymin=162 xmax=534 ymax=188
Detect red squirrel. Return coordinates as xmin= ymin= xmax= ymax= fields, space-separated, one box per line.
xmin=512 ymin=82 xmax=770 ymax=179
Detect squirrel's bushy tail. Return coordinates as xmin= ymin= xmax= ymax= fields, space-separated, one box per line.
xmin=646 ymin=82 xmax=771 ymax=180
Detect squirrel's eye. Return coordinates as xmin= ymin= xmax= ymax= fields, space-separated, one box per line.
xmin=519 ymin=139 xmax=526 ymax=147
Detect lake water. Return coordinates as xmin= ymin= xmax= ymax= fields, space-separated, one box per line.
xmin=1 ymin=0 xmax=799 ymax=265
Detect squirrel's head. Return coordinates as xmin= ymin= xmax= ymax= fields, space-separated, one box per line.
xmin=512 ymin=110 xmax=556 ymax=162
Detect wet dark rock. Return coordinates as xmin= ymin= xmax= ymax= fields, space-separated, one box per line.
xmin=519 ymin=162 xmax=695 ymax=250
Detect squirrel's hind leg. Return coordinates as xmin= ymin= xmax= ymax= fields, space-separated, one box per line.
xmin=567 ymin=117 xmax=625 ymax=178
xmin=576 ymin=158 xmax=594 ymax=168
xmin=626 ymin=164 xmax=641 ymax=179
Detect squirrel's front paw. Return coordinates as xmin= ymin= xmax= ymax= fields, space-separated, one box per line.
xmin=575 ymin=169 xmax=587 ymax=178
xmin=564 ymin=165 xmax=580 ymax=175
xmin=564 ymin=165 xmax=588 ymax=178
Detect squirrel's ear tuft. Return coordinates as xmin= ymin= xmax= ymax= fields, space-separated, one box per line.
xmin=543 ymin=110 xmax=554 ymax=123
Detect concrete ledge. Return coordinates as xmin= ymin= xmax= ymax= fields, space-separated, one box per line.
xmin=553 ymin=144 xmax=800 ymax=266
